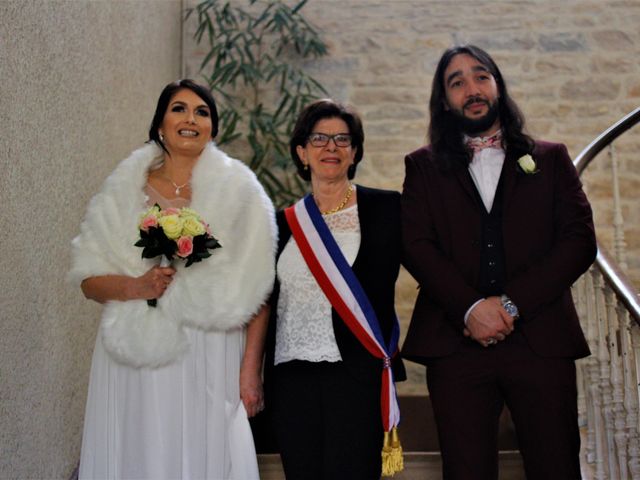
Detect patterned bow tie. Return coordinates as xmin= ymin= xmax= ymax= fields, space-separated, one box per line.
xmin=466 ymin=130 xmax=503 ymax=153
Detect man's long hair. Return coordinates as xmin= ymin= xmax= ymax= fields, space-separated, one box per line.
xmin=428 ymin=45 xmax=534 ymax=171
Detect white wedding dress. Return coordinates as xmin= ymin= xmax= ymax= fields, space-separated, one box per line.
xmin=78 ymin=187 xmax=259 ymax=480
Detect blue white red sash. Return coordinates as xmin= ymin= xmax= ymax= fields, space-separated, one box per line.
xmin=284 ymin=194 xmax=401 ymax=432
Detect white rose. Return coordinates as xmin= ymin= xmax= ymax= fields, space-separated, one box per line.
xmin=182 ymin=216 xmax=206 ymax=237
xmin=158 ymin=214 xmax=183 ymax=239
xmin=517 ymin=154 xmax=537 ymax=174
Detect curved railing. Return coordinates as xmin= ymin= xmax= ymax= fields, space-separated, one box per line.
xmin=575 ymin=107 xmax=640 ymax=175
xmin=573 ymin=106 xmax=640 ymax=325
xmin=596 ymin=247 xmax=640 ymax=323
xmin=572 ymin=106 xmax=640 ymax=480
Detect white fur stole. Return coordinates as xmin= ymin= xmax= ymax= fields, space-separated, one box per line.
xmin=69 ymin=143 xmax=277 ymax=368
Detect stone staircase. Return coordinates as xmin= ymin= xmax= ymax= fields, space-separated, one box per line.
xmin=254 ymin=395 xmax=526 ymax=480
xmin=258 ymin=452 xmax=525 ymax=480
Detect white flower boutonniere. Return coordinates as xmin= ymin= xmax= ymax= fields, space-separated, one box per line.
xmin=517 ymin=154 xmax=539 ymax=175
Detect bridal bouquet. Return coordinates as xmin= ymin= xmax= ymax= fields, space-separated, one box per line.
xmin=135 ymin=204 xmax=222 ymax=306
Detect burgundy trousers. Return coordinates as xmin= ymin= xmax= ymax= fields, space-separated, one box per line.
xmin=426 ymin=330 xmax=582 ymax=480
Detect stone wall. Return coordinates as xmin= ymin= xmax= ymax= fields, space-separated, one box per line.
xmin=0 ymin=1 xmax=182 ymax=478
xmin=184 ymin=0 xmax=640 ymax=394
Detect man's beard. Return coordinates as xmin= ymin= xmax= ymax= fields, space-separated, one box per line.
xmin=449 ymin=97 xmax=500 ymax=136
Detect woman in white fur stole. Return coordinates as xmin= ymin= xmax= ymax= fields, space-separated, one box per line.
xmin=70 ymin=79 xmax=276 ymax=480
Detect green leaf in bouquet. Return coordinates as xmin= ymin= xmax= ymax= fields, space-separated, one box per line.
xmin=205 ymin=237 xmax=222 ymax=249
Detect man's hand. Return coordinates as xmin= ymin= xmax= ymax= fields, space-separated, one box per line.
xmin=465 ymin=297 xmax=515 ymax=346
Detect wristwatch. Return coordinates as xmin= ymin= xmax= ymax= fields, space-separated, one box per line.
xmin=500 ymin=294 xmax=520 ymax=319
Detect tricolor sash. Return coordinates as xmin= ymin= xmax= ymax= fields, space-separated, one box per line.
xmin=284 ymin=194 xmax=401 ymax=433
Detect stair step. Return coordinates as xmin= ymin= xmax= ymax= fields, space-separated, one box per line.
xmin=258 ymin=451 xmax=526 ymax=480
xmin=252 ymin=395 xmax=518 ymax=454
xmin=397 ymin=395 xmax=519 ymax=451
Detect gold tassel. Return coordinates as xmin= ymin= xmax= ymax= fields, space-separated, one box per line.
xmin=381 ymin=427 xmax=404 ymax=477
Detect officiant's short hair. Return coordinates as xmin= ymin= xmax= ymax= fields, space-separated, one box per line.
xmin=290 ymin=99 xmax=364 ymax=181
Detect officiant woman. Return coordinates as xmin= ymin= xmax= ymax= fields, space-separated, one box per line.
xmin=264 ymin=99 xmax=406 ymax=480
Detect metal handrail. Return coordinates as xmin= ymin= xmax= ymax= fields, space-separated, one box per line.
xmin=595 ymin=246 xmax=640 ymax=323
xmin=572 ymin=106 xmax=640 ymax=324
xmin=574 ymin=107 xmax=640 ymax=175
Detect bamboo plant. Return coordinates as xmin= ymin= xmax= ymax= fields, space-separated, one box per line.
xmin=186 ymin=0 xmax=329 ymax=207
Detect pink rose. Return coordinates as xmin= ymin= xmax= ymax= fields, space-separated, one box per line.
xmin=163 ymin=208 xmax=181 ymax=216
xmin=177 ymin=236 xmax=194 ymax=258
xmin=140 ymin=214 xmax=158 ymax=231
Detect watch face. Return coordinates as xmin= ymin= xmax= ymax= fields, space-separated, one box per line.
xmin=504 ymin=303 xmax=518 ymax=317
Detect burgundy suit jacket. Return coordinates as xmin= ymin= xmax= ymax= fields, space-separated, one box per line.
xmin=401 ymin=141 xmax=596 ymax=363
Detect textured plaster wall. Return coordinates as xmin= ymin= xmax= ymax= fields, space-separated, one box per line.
xmin=184 ymin=0 xmax=640 ymax=394
xmin=0 ymin=1 xmax=182 ymax=478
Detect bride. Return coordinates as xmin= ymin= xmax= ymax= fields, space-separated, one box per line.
xmin=70 ymin=79 xmax=276 ymax=479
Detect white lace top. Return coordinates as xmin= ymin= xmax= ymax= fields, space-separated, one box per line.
xmin=275 ymin=202 xmax=361 ymax=365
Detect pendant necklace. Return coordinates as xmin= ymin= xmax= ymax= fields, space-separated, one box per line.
xmin=160 ymin=174 xmax=190 ymax=195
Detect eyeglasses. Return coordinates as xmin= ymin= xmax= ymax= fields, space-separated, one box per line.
xmin=307 ymin=133 xmax=352 ymax=148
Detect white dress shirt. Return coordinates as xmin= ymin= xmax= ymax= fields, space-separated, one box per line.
xmin=466 ymin=143 xmax=505 ymax=213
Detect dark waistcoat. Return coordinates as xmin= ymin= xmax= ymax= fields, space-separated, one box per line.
xmin=470 ymin=171 xmax=506 ymax=297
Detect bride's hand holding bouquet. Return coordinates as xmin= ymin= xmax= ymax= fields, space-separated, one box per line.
xmin=135 ymin=204 xmax=222 ymax=306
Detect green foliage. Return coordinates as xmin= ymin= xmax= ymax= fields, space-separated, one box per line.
xmin=186 ymin=0 xmax=329 ymax=208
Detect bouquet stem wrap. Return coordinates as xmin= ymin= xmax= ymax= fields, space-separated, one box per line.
xmin=147 ymin=256 xmax=173 ymax=307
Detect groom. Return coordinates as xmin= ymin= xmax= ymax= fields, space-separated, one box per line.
xmin=401 ymin=44 xmax=596 ymax=479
